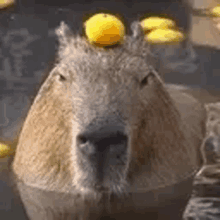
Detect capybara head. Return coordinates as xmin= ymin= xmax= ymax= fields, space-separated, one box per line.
xmin=191 ymin=103 xmax=220 ymax=184
xmin=200 ymin=103 xmax=220 ymax=165
xmin=12 ymin=21 xmax=202 ymax=197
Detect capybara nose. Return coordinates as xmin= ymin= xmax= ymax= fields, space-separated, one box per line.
xmin=203 ymin=136 xmax=215 ymax=153
xmin=76 ymin=126 xmax=128 ymax=155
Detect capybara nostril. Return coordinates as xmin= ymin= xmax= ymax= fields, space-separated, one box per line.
xmin=77 ymin=134 xmax=88 ymax=145
xmin=77 ymin=127 xmax=128 ymax=155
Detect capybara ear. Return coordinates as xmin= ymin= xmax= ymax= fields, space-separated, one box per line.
xmin=55 ymin=21 xmax=73 ymax=58
xmin=130 ymin=21 xmax=145 ymax=40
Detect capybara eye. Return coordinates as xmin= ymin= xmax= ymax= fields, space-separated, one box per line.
xmin=140 ymin=72 xmax=154 ymax=88
xmin=59 ymin=74 xmax=67 ymax=81
xmin=209 ymin=116 xmax=215 ymax=121
xmin=140 ymin=76 xmax=148 ymax=88
xmin=77 ymin=134 xmax=88 ymax=145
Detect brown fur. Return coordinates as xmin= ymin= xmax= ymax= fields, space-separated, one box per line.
xmin=11 ymin=22 xmax=206 ymax=220
xmin=195 ymin=103 xmax=220 ymax=180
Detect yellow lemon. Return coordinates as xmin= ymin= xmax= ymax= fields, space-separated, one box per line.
xmin=0 ymin=0 xmax=14 ymax=9
xmin=0 ymin=143 xmax=14 ymax=158
xmin=84 ymin=13 xmax=125 ymax=47
xmin=211 ymin=6 xmax=220 ymax=17
xmin=146 ymin=28 xmax=185 ymax=44
xmin=140 ymin=17 xmax=176 ymax=32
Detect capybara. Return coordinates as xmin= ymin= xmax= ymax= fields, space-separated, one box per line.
xmin=183 ymin=102 xmax=220 ymax=220
xmin=199 ymin=102 xmax=220 ymax=166
xmin=11 ymin=21 xmax=206 ymax=220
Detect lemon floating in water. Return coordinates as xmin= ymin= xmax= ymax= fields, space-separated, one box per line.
xmin=146 ymin=28 xmax=185 ymax=44
xmin=84 ymin=13 xmax=125 ymax=47
xmin=211 ymin=6 xmax=220 ymax=17
xmin=0 ymin=0 xmax=14 ymax=9
xmin=0 ymin=143 xmax=14 ymax=158
xmin=140 ymin=17 xmax=176 ymax=32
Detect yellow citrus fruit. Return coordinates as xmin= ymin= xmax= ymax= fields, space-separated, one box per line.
xmin=0 ymin=143 xmax=13 ymax=158
xmin=0 ymin=0 xmax=14 ymax=9
xmin=140 ymin=17 xmax=176 ymax=32
xmin=146 ymin=28 xmax=185 ymax=44
xmin=211 ymin=6 xmax=220 ymax=17
xmin=84 ymin=13 xmax=125 ymax=47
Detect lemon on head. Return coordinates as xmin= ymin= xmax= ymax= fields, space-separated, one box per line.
xmin=140 ymin=17 xmax=176 ymax=32
xmin=146 ymin=28 xmax=185 ymax=44
xmin=0 ymin=0 xmax=14 ymax=9
xmin=211 ymin=6 xmax=220 ymax=17
xmin=84 ymin=13 xmax=125 ymax=47
xmin=0 ymin=143 xmax=14 ymax=158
